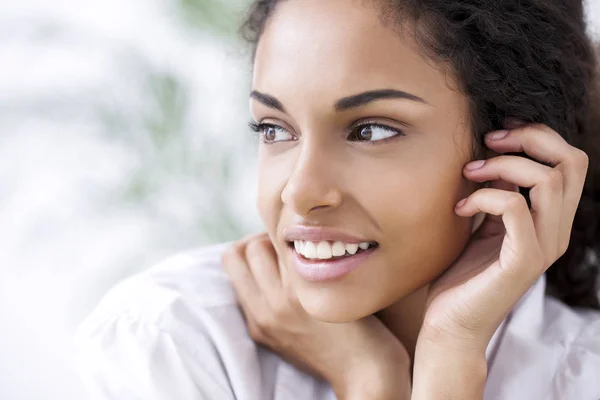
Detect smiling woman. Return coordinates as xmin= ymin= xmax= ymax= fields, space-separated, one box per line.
xmin=74 ymin=0 xmax=600 ymax=399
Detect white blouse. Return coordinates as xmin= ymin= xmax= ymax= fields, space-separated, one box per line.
xmin=73 ymin=242 xmax=600 ymax=400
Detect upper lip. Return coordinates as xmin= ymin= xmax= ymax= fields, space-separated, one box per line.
xmin=283 ymin=225 xmax=375 ymax=244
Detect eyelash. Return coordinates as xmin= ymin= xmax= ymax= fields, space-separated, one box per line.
xmin=248 ymin=121 xmax=289 ymax=144
xmin=248 ymin=120 xmax=405 ymax=145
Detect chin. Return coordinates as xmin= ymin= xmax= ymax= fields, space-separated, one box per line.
xmin=294 ymin=285 xmax=381 ymax=324
xmin=303 ymin=305 xmax=362 ymax=324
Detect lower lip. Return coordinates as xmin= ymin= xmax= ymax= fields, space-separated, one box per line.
xmin=291 ymin=246 xmax=377 ymax=282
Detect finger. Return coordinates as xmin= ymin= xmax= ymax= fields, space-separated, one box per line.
xmin=484 ymin=124 xmax=570 ymax=167
xmin=488 ymin=179 xmax=519 ymax=193
xmin=463 ymin=155 xmax=563 ymax=257
xmin=245 ymin=235 xmax=284 ymax=306
xmin=450 ymin=188 xmax=545 ymax=336
xmin=484 ymin=123 xmax=586 ymax=203
xmin=221 ymin=242 xmax=262 ymax=310
xmin=241 ymin=231 xmax=271 ymax=243
xmin=484 ymin=124 xmax=588 ymax=251
xmin=456 ymin=188 xmax=543 ymax=281
xmin=475 ymin=179 xmax=518 ymax=237
xmin=464 ymin=155 xmax=560 ymax=189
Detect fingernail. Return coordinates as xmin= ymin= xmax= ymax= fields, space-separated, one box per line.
xmin=456 ymin=198 xmax=467 ymax=208
xmin=465 ymin=160 xmax=486 ymax=170
xmin=486 ymin=130 xmax=509 ymax=140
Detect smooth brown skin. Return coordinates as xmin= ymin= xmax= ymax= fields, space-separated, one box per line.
xmin=222 ymin=0 xmax=589 ymax=398
xmin=254 ymin=0 xmax=476 ymax=327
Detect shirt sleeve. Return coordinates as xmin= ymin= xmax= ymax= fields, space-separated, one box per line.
xmin=551 ymin=313 xmax=600 ymax=400
xmin=72 ymin=312 xmax=235 ymax=400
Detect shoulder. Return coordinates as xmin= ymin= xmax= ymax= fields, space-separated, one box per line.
xmin=486 ymin=276 xmax=600 ymax=400
xmin=72 ymin=242 xmax=253 ymax=399
xmin=543 ymin=298 xmax=600 ymax=399
xmin=73 ymin=242 xmax=335 ymax=400
xmin=79 ymin=242 xmax=238 ymax=323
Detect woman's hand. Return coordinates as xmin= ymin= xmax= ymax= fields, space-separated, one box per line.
xmin=412 ymin=120 xmax=589 ymax=399
xmin=222 ymin=233 xmax=411 ymax=400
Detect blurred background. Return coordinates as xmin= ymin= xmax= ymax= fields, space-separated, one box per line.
xmin=0 ymin=0 xmax=599 ymax=398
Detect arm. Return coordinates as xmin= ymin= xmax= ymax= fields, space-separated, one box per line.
xmin=337 ymin=356 xmax=412 ymax=400
xmin=411 ymin=339 xmax=486 ymax=400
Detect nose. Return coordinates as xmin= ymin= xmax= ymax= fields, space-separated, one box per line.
xmin=280 ymin=142 xmax=343 ymax=216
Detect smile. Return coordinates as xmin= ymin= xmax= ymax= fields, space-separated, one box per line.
xmin=288 ymin=240 xmax=379 ymax=282
xmin=293 ymin=240 xmax=378 ymax=260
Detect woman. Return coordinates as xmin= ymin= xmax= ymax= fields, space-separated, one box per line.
xmin=74 ymin=0 xmax=600 ymax=398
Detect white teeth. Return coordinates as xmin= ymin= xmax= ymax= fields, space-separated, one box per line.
xmin=332 ymin=241 xmax=346 ymax=257
xmin=345 ymin=243 xmax=359 ymax=255
xmin=294 ymin=240 xmax=375 ymax=260
xmin=303 ymin=241 xmax=317 ymax=259
xmin=317 ymin=241 xmax=332 ymax=259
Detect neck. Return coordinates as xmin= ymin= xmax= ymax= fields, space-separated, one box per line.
xmin=375 ymin=285 xmax=429 ymax=362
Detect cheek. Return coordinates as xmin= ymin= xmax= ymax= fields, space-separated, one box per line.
xmin=256 ymin=156 xmax=285 ymax=232
xmin=367 ymin=157 xmax=474 ymax=277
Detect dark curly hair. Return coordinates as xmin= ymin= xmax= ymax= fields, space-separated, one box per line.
xmin=239 ymin=0 xmax=600 ymax=310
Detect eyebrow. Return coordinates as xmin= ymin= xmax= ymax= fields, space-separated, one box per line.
xmin=250 ymin=88 xmax=429 ymax=113
xmin=335 ymin=89 xmax=429 ymax=111
xmin=250 ymin=91 xmax=286 ymax=112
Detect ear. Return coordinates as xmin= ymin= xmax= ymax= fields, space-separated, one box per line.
xmin=470 ymin=147 xmax=499 ymax=234
xmin=473 ymin=145 xmax=500 ymax=190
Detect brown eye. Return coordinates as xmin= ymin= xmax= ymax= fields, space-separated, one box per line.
xmin=348 ymin=123 xmax=403 ymax=142
xmin=264 ymin=126 xmax=277 ymax=142
xmin=358 ymin=126 xmax=373 ymax=140
xmin=257 ymin=124 xmax=295 ymax=144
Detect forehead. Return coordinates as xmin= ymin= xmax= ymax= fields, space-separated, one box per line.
xmin=252 ymin=0 xmax=458 ymax=108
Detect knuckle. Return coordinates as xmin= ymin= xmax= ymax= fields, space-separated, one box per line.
xmin=222 ymin=242 xmax=245 ymax=264
xmin=572 ymin=148 xmax=589 ymax=171
xmin=542 ymin=169 xmax=563 ymax=190
xmin=232 ymin=240 xmax=247 ymax=255
xmin=504 ymin=192 xmax=527 ymax=211
xmin=519 ymin=124 xmax=539 ymax=137
xmin=530 ymin=123 xmax=553 ymax=134
xmin=247 ymin=320 xmax=265 ymax=342
xmin=253 ymin=311 xmax=273 ymax=331
xmin=245 ymin=237 xmax=271 ymax=259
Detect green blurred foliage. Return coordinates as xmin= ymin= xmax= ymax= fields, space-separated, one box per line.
xmin=90 ymin=0 xmax=259 ymax=244
xmin=175 ymin=0 xmax=251 ymax=36
xmin=96 ymin=55 xmax=253 ymax=243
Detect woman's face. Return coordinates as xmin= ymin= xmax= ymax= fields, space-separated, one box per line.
xmin=252 ymin=0 xmax=478 ymax=322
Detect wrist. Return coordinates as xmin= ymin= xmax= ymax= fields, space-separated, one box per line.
xmin=333 ymin=355 xmax=411 ymax=400
xmin=412 ymin=340 xmax=487 ymax=400
xmin=417 ymin=319 xmax=494 ymax=356
xmin=337 ymin=378 xmax=411 ymax=400
xmin=339 ymin=384 xmax=410 ymax=400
